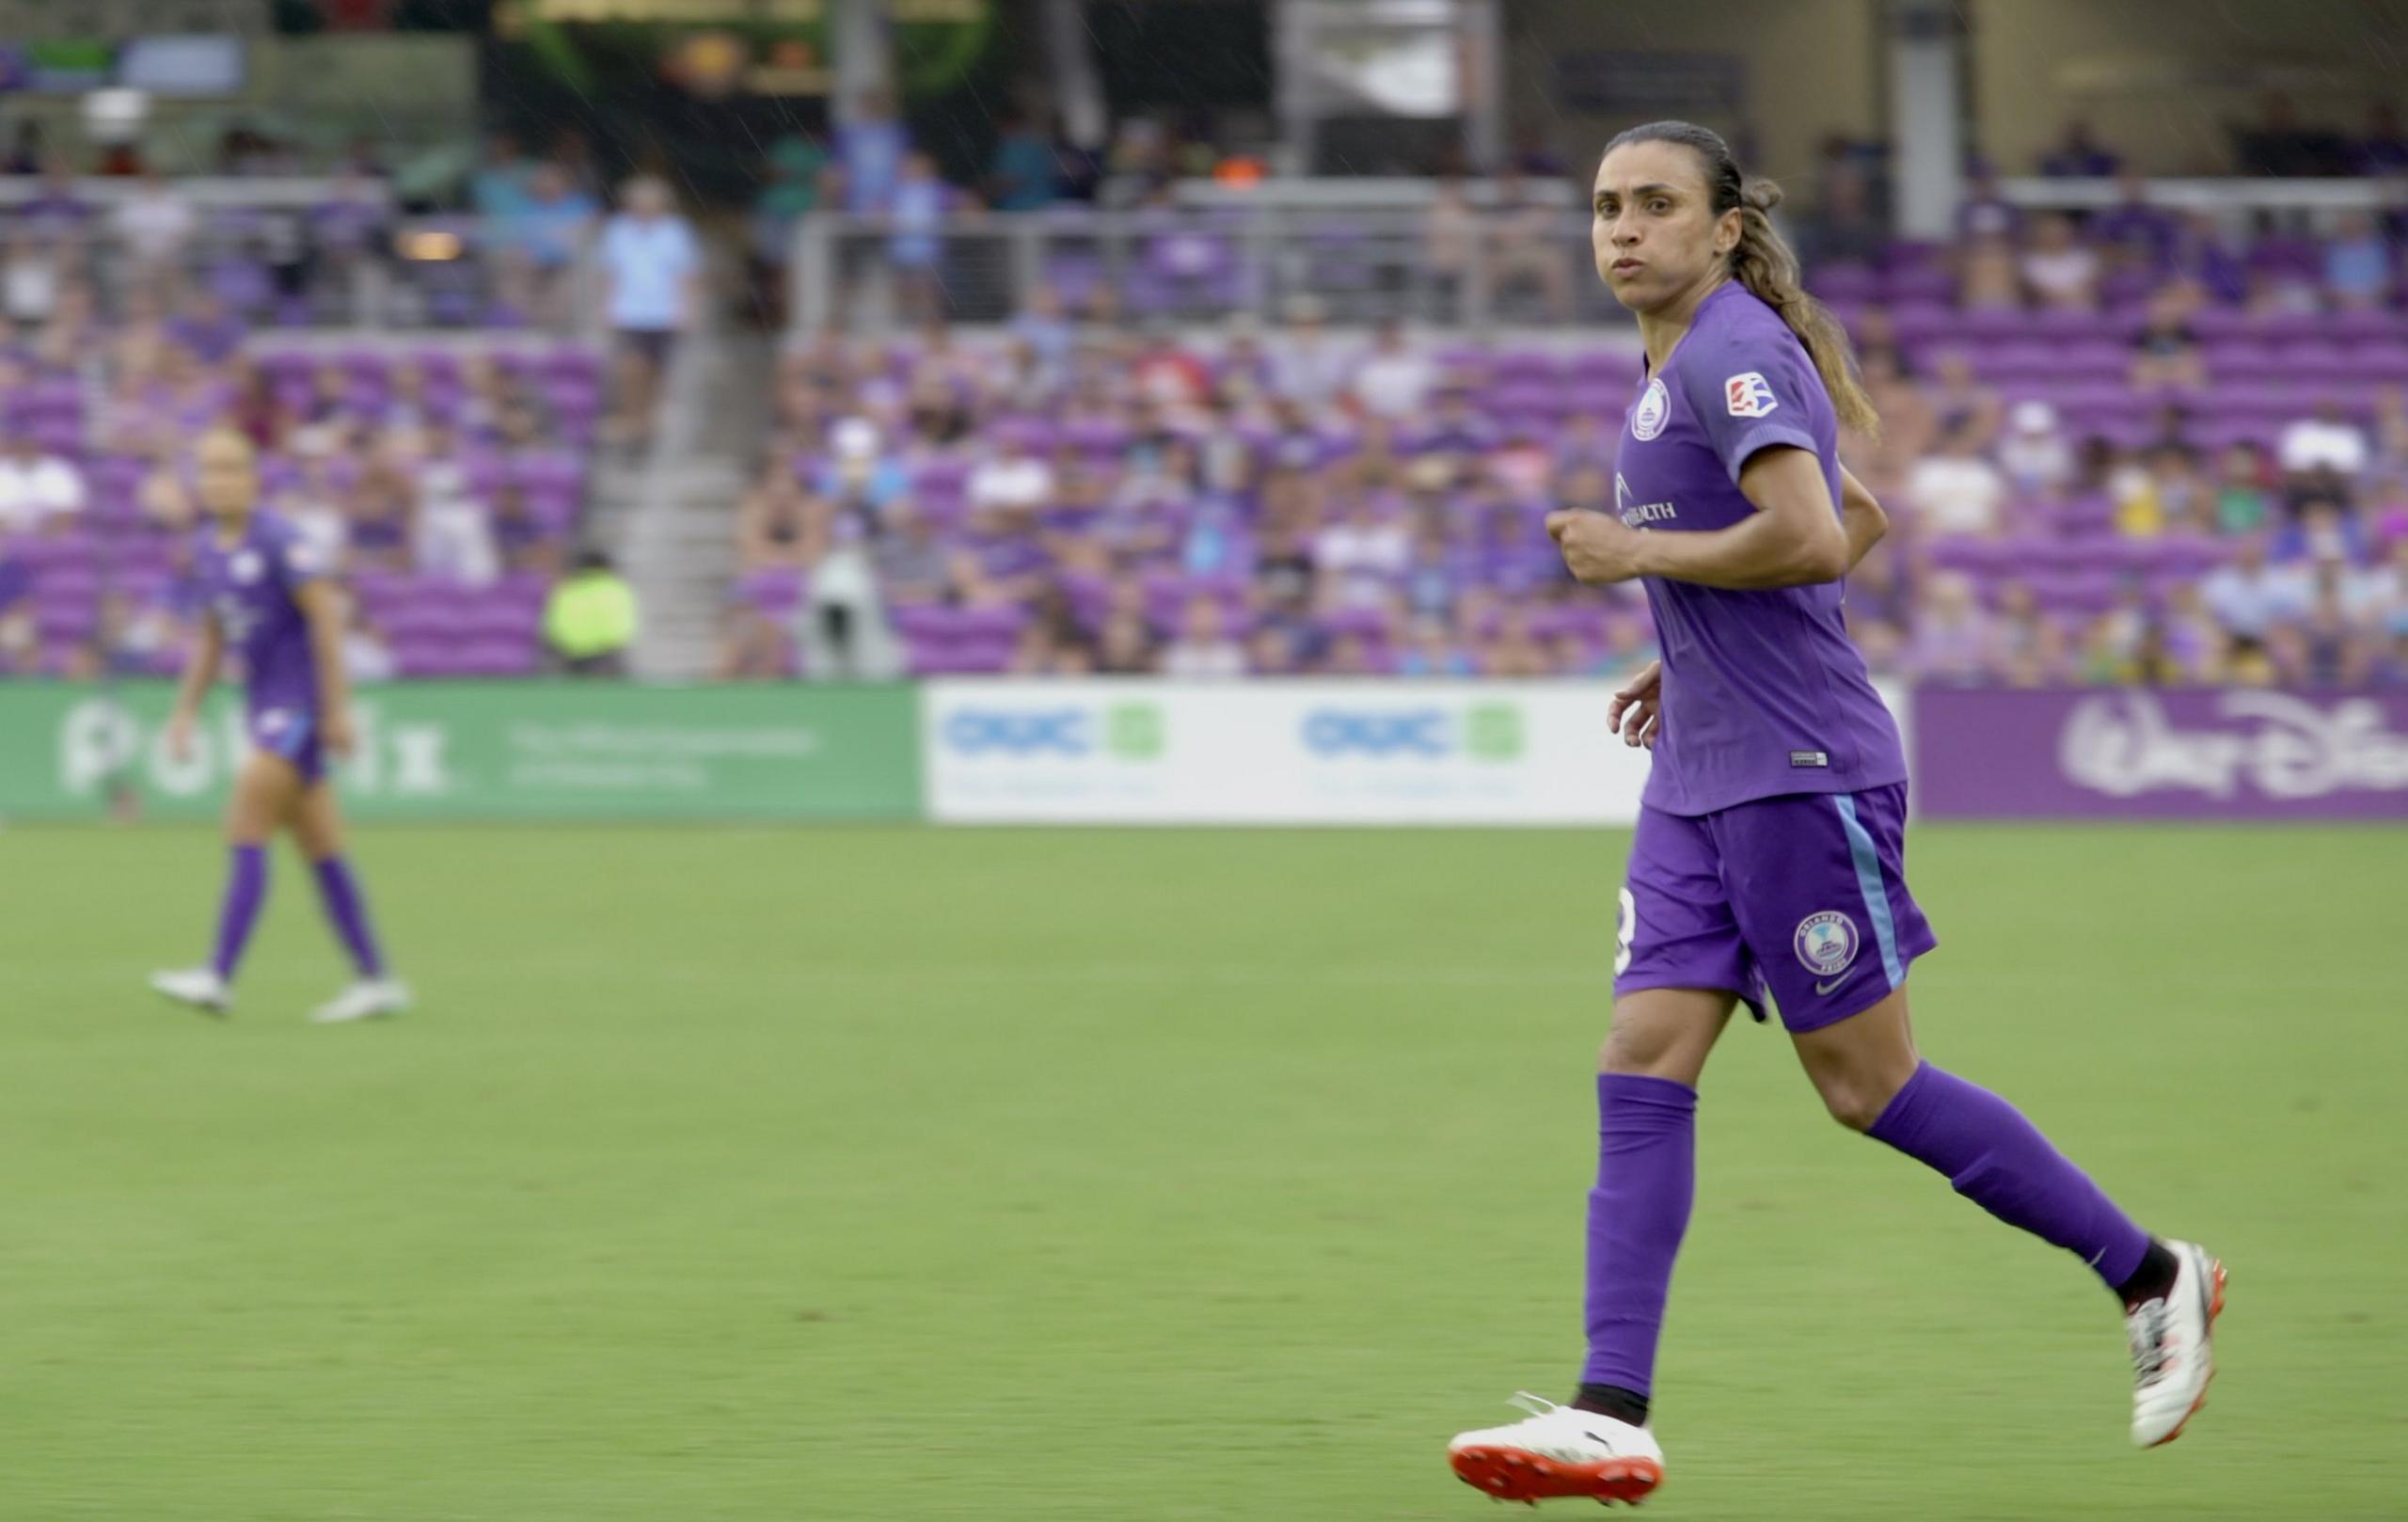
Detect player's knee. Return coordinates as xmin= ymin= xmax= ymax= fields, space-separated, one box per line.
xmin=1599 ymin=1021 xmax=1683 ymax=1078
xmin=1811 ymin=1061 xmax=1915 ymax=1132
xmin=1816 ymin=1078 xmax=1891 ymax=1133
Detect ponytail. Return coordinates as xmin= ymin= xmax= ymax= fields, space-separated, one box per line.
xmin=1603 ymin=121 xmax=1882 ymax=441
xmin=1729 ymin=180 xmax=1880 ymax=440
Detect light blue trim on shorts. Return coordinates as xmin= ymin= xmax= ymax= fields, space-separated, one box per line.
xmin=1833 ymin=793 xmax=1905 ymax=989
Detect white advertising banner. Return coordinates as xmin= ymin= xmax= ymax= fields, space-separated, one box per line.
xmin=924 ymin=680 xmax=1650 ymax=825
xmin=925 ymin=678 xmax=1916 ymax=827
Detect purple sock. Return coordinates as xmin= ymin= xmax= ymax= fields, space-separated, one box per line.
xmin=311 ymin=856 xmax=387 ymax=978
xmin=210 ymin=845 xmax=268 ymax=980
xmin=1868 ymin=1063 xmax=2150 ymax=1291
xmin=1580 ymin=1073 xmax=1697 ymax=1397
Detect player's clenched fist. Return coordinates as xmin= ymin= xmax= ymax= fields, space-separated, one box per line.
xmin=1546 ymin=509 xmax=1648 ymax=585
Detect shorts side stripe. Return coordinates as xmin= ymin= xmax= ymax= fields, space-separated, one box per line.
xmin=1833 ymin=793 xmax=1905 ymax=989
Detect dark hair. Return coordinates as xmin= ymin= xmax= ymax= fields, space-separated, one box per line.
xmin=1603 ymin=120 xmax=1880 ymax=438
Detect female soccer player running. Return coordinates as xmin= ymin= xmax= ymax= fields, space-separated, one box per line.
xmin=150 ymin=428 xmax=410 ymax=1023
xmin=1445 ymin=123 xmax=2221 ymax=1506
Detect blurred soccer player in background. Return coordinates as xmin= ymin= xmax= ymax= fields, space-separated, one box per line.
xmin=150 ymin=428 xmax=410 ymax=1023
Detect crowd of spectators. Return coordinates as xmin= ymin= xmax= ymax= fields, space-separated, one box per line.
xmin=0 ymin=246 xmax=605 ymax=680
xmin=9 ymin=105 xmax=2408 ymax=691
xmin=725 ymin=104 xmax=2408 ymax=688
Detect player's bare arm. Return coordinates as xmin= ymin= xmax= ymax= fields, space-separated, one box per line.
xmin=295 ymin=579 xmax=357 ymax=758
xmin=1549 ymin=446 xmax=1849 ymax=591
xmin=1839 ymin=463 xmax=1888 ymax=570
xmin=166 ymin=611 xmax=226 ymax=763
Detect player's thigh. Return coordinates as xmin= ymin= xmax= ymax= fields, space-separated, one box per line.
xmin=1603 ymin=987 xmax=1735 ymax=1086
xmin=1708 ymin=786 xmax=1937 ymax=1038
xmin=291 ymin=781 xmax=347 ymax=862
xmin=227 ymin=749 xmax=305 ymax=844
xmin=1614 ymin=803 xmax=1771 ymax=1026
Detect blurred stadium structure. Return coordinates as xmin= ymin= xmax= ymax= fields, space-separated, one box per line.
xmin=2 ymin=0 xmax=2406 ymax=821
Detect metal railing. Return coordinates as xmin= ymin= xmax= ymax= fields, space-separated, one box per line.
xmin=785 ymin=205 xmax=1623 ymax=335
xmin=786 ymin=174 xmax=2408 ymax=334
xmin=0 ymin=176 xmax=602 ymax=337
xmin=1997 ymin=175 xmax=2408 ymax=231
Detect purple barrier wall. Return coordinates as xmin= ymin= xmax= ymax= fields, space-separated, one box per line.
xmin=1912 ymin=687 xmax=2408 ymax=820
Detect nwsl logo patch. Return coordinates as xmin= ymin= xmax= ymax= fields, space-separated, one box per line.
xmin=1724 ymin=372 xmax=1780 ymax=418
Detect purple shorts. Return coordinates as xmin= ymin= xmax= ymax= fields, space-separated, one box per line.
xmin=249 ymin=706 xmax=325 ymax=785
xmin=1614 ymin=784 xmax=1937 ymax=1032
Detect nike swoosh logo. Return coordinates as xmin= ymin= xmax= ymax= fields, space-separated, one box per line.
xmin=1581 ymin=1433 xmax=1621 ymax=1453
xmin=1814 ymin=975 xmax=1850 ymax=995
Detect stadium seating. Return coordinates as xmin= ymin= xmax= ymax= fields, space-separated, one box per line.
xmin=0 ymin=342 xmax=603 ymax=678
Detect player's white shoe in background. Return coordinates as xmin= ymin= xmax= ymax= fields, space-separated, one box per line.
xmin=150 ymin=966 xmax=231 ymax=1015
xmin=310 ymin=978 xmax=412 ymax=1024
xmin=1448 ymin=1393 xmax=1664 ymax=1506
xmin=2129 ymin=1240 xmax=2226 ymax=1448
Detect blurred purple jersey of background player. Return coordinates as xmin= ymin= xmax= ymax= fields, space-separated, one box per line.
xmin=150 ymin=428 xmax=410 ymax=1024
xmin=1445 ymin=123 xmax=2225 ymax=1509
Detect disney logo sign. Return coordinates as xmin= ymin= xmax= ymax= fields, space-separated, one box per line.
xmin=2059 ymin=691 xmax=2408 ymax=801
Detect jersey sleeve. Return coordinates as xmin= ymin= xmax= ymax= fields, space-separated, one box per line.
xmin=267 ymin=519 xmax=327 ymax=588
xmin=1677 ymin=324 xmax=1824 ymax=484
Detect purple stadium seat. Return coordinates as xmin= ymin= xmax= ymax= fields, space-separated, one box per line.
xmin=1880 ymin=266 xmax=1956 ymax=306
xmin=1877 ymin=303 xmax=1956 ymax=346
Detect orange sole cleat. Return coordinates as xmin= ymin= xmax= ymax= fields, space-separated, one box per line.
xmin=1450 ymin=1446 xmax=1664 ymax=1506
xmin=2147 ymin=1257 xmax=2227 ymax=1449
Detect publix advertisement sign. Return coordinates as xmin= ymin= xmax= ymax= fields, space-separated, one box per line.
xmin=0 ymin=683 xmax=921 ymax=821
xmin=923 ymin=681 xmax=1654 ymax=825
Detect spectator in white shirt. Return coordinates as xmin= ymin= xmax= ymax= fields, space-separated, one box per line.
xmin=2277 ymin=397 xmax=2370 ymax=496
xmin=966 ymin=430 xmax=1055 ymax=535
xmin=1905 ymin=419 xmax=2009 ymax=536
xmin=1267 ymin=296 xmax=1356 ymax=408
xmin=1350 ymin=319 xmax=1435 ymax=420
xmin=2018 ymin=214 xmax=2099 ymax=309
xmin=598 ymin=175 xmax=703 ymax=449
xmin=1160 ymin=594 xmax=1246 ymax=678
xmin=343 ymin=603 xmax=399 ymax=684
xmin=112 ymin=170 xmax=198 ymax=295
xmin=1996 ymin=399 xmax=2074 ymax=497
xmin=274 ymin=447 xmax=351 ymax=570
xmin=2 ymin=232 xmax=61 ymax=325
xmin=413 ymin=467 xmax=500 ymax=585
xmin=0 ymin=429 xmax=86 ymax=531
xmin=1314 ymin=492 xmax=1411 ymax=608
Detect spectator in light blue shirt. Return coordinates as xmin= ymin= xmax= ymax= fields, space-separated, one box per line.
xmin=499 ymin=163 xmax=597 ymax=325
xmin=515 ymin=165 xmax=598 ymax=270
xmin=888 ymin=151 xmax=947 ymax=322
xmin=469 ymin=133 xmax=534 ymax=220
xmin=838 ymin=89 xmax=909 ymax=215
xmin=2201 ymin=534 xmax=2307 ymax=640
xmin=2324 ymin=213 xmax=2395 ymax=309
xmin=599 ymin=176 xmax=702 ymax=449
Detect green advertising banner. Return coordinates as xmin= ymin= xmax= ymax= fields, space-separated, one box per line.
xmin=0 ymin=683 xmax=920 ymax=822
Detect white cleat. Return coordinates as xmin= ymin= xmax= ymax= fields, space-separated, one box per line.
xmin=1448 ymin=1393 xmax=1664 ymax=1506
xmin=310 ymin=978 xmax=413 ymax=1024
xmin=150 ymin=966 xmax=231 ymax=1016
xmin=2129 ymin=1240 xmax=2226 ymax=1448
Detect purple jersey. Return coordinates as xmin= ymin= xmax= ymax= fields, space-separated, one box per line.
xmin=1613 ymin=282 xmax=1905 ymax=815
xmin=192 ymin=511 xmax=325 ymax=718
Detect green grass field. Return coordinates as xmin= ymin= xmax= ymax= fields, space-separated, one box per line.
xmin=0 ymin=822 xmax=2400 ymax=1521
